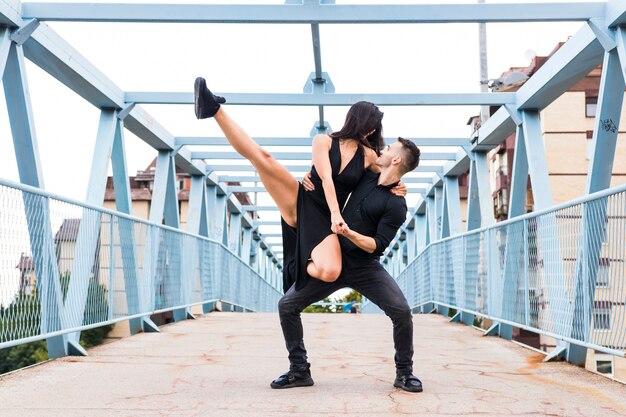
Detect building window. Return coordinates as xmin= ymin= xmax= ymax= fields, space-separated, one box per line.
xmin=493 ymin=188 xmax=508 ymax=219
xmin=596 ymin=258 xmax=610 ymax=288
xmin=593 ymin=301 xmax=611 ymax=330
xmin=586 ymin=97 xmax=597 ymax=118
xmin=596 ymin=354 xmax=613 ymax=375
xmin=586 ymin=130 xmax=594 ymax=161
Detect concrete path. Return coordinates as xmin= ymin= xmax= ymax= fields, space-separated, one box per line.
xmin=1 ymin=312 xmax=626 ymax=417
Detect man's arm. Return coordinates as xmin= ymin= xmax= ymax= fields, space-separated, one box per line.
xmin=371 ymin=200 xmax=407 ymax=255
xmin=341 ymin=227 xmax=377 ymax=253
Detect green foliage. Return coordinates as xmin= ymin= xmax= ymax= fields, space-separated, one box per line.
xmin=341 ymin=290 xmax=362 ymax=303
xmin=302 ymin=290 xmax=363 ymax=313
xmin=303 ymin=297 xmax=337 ymax=313
xmin=0 ymin=274 xmax=113 ymax=374
xmin=0 ymin=340 xmax=48 ymax=374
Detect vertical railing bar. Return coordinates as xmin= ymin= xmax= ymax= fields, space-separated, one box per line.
xmin=109 ymin=214 xmax=114 ymax=322
xmin=524 ymin=218 xmax=530 ymax=327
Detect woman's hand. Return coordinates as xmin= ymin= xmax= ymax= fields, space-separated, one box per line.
xmin=331 ymin=212 xmax=348 ymax=234
xmin=390 ymin=181 xmax=407 ymax=197
xmin=301 ymin=172 xmax=315 ymax=191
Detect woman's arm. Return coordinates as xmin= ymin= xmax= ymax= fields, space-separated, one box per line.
xmin=312 ymin=134 xmax=346 ymax=233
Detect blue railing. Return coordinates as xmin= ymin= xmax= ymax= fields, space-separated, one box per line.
xmin=365 ymin=183 xmax=626 ymax=357
xmin=0 ymin=179 xmax=282 ymax=350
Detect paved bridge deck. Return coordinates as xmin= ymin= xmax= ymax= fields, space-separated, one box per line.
xmin=1 ymin=312 xmax=626 ymax=417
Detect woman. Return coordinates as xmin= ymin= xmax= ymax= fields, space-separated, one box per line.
xmin=194 ymin=77 xmax=402 ymax=291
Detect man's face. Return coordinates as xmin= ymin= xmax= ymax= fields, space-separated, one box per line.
xmin=376 ymin=141 xmax=403 ymax=167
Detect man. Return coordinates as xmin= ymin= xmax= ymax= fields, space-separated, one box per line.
xmin=272 ymin=138 xmax=423 ymax=393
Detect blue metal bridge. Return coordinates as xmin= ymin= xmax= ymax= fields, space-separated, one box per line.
xmin=1 ymin=0 xmax=626 ymax=412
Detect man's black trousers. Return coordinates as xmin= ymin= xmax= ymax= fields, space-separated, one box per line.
xmin=278 ymin=260 xmax=414 ymax=375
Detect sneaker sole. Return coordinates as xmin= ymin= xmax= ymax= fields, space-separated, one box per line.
xmin=194 ymin=77 xmax=205 ymax=119
xmin=270 ymin=378 xmax=314 ymax=389
xmin=393 ymin=381 xmax=423 ymax=393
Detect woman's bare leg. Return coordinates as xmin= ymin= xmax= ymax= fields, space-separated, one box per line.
xmin=212 ymin=108 xmax=299 ymax=226
xmin=307 ymin=234 xmax=342 ymax=282
xmin=197 ymin=82 xmax=342 ymax=280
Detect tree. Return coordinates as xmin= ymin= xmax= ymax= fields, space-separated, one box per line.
xmin=341 ymin=289 xmax=362 ymax=304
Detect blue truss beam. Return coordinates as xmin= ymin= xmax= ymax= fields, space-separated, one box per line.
xmin=205 ymin=164 xmax=443 ymax=174
xmin=231 ymin=184 xmax=427 ymax=193
xmin=66 ymin=109 xmax=120 ymax=347
xmin=607 ymin=0 xmax=626 ymax=26
xmin=0 ymin=0 xmax=21 ymax=27
xmin=176 ymin=136 xmax=469 ymax=147
xmin=126 ymin=92 xmax=515 ymax=106
xmin=193 ymin=151 xmax=457 ymax=161
xmin=517 ymin=24 xmax=604 ymax=110
xmin=220 ymin=175 xmax=431 ymax=183
xmin=21 ymin=3 xmax=604 ymax=23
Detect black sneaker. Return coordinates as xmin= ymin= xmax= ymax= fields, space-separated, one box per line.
xmin=194 ymin=77 xmax=226 ymax=119
xmin=393 ymin=374 xmax=423 ymax=393
xmin=270 ymin=365 xmax=314 ymax=389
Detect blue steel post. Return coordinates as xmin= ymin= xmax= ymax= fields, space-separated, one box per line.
xmin=111 ymin=115 xmax=143 ymax=335
xmin=65 ymin=109 xmax=120 ymax=354
xmin=203 ymin=184 xmax=220 ymax=313
xmin=466 ymin=159 xmax=482 ymax=232
xmin=241 ymin=226 xmax=253 ymax=264
xmin=406 ymin=227 xmax=416 ymax=262
xmin=568 ymin=47 xmax=625 ymax=365
xmin=444 ymin=176 xmax=467 ymax=321
xmin=522 ymin=110 xmax=569 ymax=361
xmin=228 ymin=211 xmax=242 ymax=256
xmin=150 ymin=151 xmax=184 ymax=323
xmin=415 ymin=213 xmax=428 ymax=253
xmin=3 ymin=40 xmax=67 ymax=358
xmin=0 ymin=28 xmax=10 ymax=75
xmin=499 ymin=123 xmax=529 ymax=340
xmin=187 ymin=175 xmax=210 ymax=317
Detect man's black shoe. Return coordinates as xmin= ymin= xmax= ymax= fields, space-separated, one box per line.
xmin=194 ymin=77 xmax=226 ymax=119
xmin=270 ymin=366 xmax=314 ymax=389
xmin=394 ymin=374 xmax=423 ymax=393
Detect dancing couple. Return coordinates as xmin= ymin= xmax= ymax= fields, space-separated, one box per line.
xmin=194 ymin=77 xmax=423 ymax=393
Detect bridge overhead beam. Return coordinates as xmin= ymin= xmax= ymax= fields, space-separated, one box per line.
xmin=126 ymin=92 xmax=515 ymax=106
xmin=21 ymin=2 xmax=604 ymax=23
xmin=607 ymin=0 xmax=626 ymax=27
xmin=192 ymin=151 xmax=457 ymax=161
xmin=176 ymin=136 xmax=470 ymax=147
xmin=220 ymin=175 xmax=432 ymax=183
xmin=206 ymin=164 xmax=444 ymax=174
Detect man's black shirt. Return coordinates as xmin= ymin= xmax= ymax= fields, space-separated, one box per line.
xmin=340 ymin=171 xmax=407 ymax=269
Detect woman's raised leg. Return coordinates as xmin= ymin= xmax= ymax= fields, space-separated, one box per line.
xmin=212 ymin=109 xmax=300 ymax=227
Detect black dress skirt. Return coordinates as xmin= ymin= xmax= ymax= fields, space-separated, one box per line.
xmin=290 ymin=137 xmax=365 ymax=290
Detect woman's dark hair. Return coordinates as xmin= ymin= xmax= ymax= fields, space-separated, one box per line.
xmin=330 ymin=101 xmax=384 ymax=155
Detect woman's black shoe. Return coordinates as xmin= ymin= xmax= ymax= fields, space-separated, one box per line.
xmin=194 ymin=77 xmax=226 ymax=119
xmin=393 ymin=374 xmax=423 ymax=393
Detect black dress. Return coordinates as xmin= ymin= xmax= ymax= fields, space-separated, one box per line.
xmin=291 ymin=137 xmax=365 ymax=291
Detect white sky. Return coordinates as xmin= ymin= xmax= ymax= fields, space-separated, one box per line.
xmin=0 ymin=0 xmax=595 ymax=267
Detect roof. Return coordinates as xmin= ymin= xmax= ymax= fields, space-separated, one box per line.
xmin=54 ymin=218 xmax=81 ymax=242
xmin=16 ymin=253 xmax=34 ymax=270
